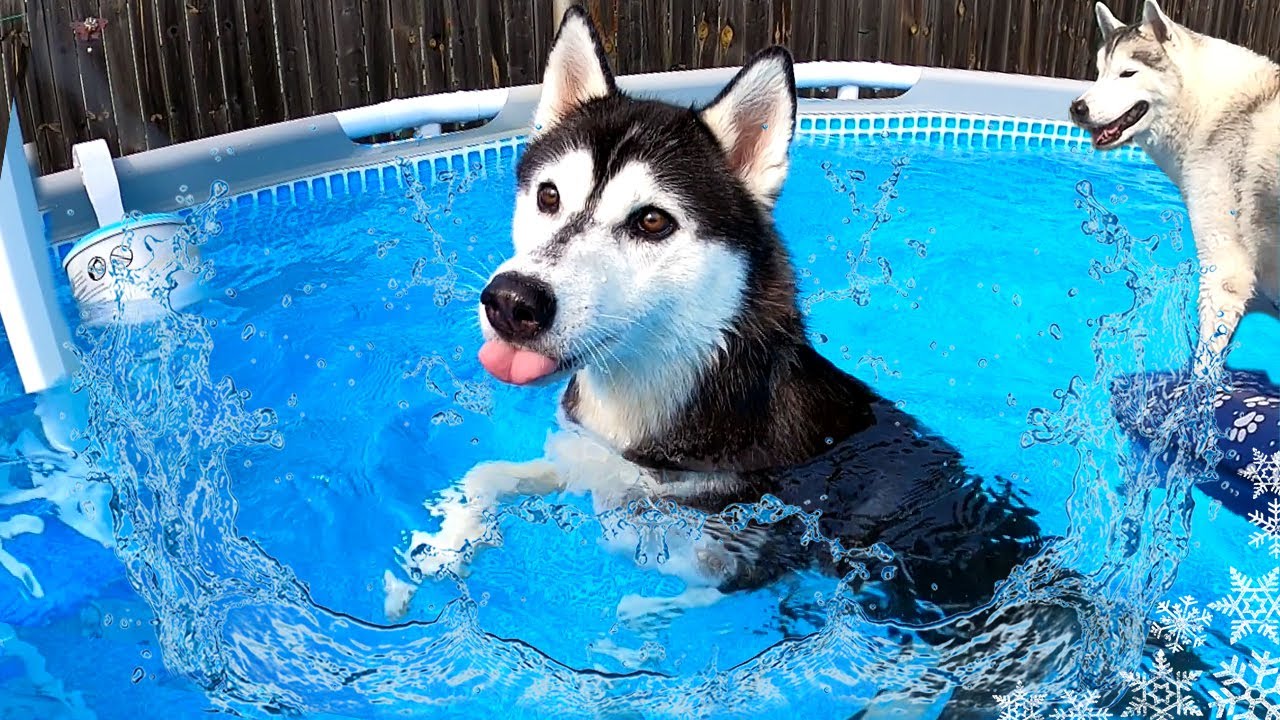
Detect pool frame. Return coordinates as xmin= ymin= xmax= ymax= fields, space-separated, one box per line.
xmin=5 ymin=60 xmax=1113 ymax=396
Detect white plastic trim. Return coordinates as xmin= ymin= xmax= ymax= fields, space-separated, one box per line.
xmin=332 ymin=61 xmax=922 ymax=140
xmin=0 ymin=103 xmax=76 ymax=393
xmin=71 ymin=139 xmax=125 ymax=227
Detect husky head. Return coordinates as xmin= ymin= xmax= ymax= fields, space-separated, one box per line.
xmin=1070 ymin=1 xmax=1189 ymax=149
xmin=476 ymin=6 xmax=798 ymax=447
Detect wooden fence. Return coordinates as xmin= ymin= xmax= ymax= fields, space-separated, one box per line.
xmin=3 ymin=0 xmax=1280 ymax=175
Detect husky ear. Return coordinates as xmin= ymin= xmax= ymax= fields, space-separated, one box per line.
xmin=699 ymin=47 xmax=797 ymax=208
xmin=1094 ymin=3 xmax=1125 ymax=40
xmin=533 ymin=6 xmax=616 ymax=134
xmin=1143 ymin=0 xmax=1181 ymax=44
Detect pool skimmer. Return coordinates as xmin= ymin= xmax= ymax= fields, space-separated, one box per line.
xmin=63 ymin=140 xmax=204 ymax=325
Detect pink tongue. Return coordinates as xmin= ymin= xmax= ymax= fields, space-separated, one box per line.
xmin=478 ymin=340 xmax=558 ymax=385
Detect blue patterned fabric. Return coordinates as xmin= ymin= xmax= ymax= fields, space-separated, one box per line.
xmin=1111 ymin=370 xmax=1280 ymax=518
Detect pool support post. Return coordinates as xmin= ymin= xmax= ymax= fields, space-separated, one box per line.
xmin=0 ymin=102 xmax=76 ymax=394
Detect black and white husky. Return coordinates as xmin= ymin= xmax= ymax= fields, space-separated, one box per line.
xmin=387 ymin=6 xmax=1060 ymax=693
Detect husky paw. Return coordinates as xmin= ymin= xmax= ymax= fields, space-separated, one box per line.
xmin=383 ymin=570 xmax=417 ymax=620
xmin=406 ymin=528 xmax=478 ymax=579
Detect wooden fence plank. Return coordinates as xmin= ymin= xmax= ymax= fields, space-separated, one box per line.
xmin=45 ymin=0 xmax=91 ymax=163
xmin=362 ymin=0 xmax=392 ymax=102
xmin=302 ymin=1 xmax=340 ymax=113
xmin=790 ymin=0 xmax=819 ymax=62
xmin=183 ymin=0 xmax=228 ymax=137
xmin=742 ymin=0 xmax=771 ymax=64
xmin=235 ymin=0 xmax=283 ymax=127
xmin=474 ymin=0 xmax=505 ymax=88
xmin=444 ymin=0 xmax=476 ymax=91
xmin=19 ymin=0 xmax=1280 ymax=173
xmin=389 ymin=0 xmax=425 ymax=96
xmin=149 ymin=1 xmax=193 ymax=141
xmin=693 ymin=0 xmax=718 ymax=68
xmin=99 ymin=0 xmax=146 ymax=156
xmin=504 ymin=0 xmax=537 ymax=84
xmin=212 ymin=0 xmax=246 ymax=131
xmin=275 ymin=0 xmax=314 ymax=118
xmin=423 ymin=0 xmax=449 ymax=92
xmin=332 ymin=0 xmax=368 ymax=108
xmin=25 ymin=1 xmax=67 ymax=171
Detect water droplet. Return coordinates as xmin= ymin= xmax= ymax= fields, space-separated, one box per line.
xmin=316 ymin=358 xmax=327 ymax=369
xmin=977 ymin=358 xmax=988 ymax=368
xmin=281 ymin=294 xmax=293 ymax=308
xmin=818 ymin=333 xmax=828 ymax=344
xmin=347 ymin=378 xmax=356 ymax=387
xmin=1067 ymin=287 xmax=1079 ymax=298
xmin=398 ymin=400 xmax=409 ymax=409
xmin=287 ymin=393 xmax=298 ymax=407
xmin=131 ymin=667 xmax=144 ymax=684
xmin=241 ymin=324 xmax=255 ymax=341
xmin=179 ymin=184 xmax=188 ymax=193
xmin=824 ymin=437 xmax=834 ymax=445
xmin=1049 ymin=323 xmax=1063 ymax=340
xmin=1006 ymin=393 xmax=1017 ymax=406
xmin=1011 ymin=294 xmax=1023 ymax=307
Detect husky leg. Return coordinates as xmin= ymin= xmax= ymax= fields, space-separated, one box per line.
xmin=386 ymin=459 xmax=563 ymax=619
xmin=615 ymin=586 xmax=727 ymax=636
xmin=1193 ymin=240 xmax=1255 ymax=376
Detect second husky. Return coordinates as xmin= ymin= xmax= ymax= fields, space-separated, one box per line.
xmin=1071 ymin=0 xmax=1280 ymax=370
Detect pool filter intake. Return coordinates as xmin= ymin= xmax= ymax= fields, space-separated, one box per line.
xmin=63 ymin=140 xmax=203 ymax=326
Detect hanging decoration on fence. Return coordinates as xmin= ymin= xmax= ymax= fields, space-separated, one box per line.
xmin=70 ymin=17 xmax=107 ymax=43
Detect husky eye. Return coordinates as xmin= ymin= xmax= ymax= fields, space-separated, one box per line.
xmin=1120 ymin=69 xmax=1137 ymax=78
xmin=536 ymin=183 xmax=560 ymax=213
xmin=631 ymin=207 xmax=676 ymax=239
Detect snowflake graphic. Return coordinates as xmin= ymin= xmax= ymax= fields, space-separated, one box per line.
xmin=1251 ymin=500 xmax=1280 ymax=558
xmin=1151 ymin=596 xmax=1214 ymax=653
xmin=1244 ymin=449 xmax=1280 ymax=498
xmin=1052 ymin=689 xmax=1113 ymax=720
xmin=996 ymin=682 xmax=1050 ymax=720
xmin=1120 ymin=649 xmax=1204 ymax=720
xmin=1208 ymin=650 xmax=1280 ymax=720
xmin=1208 ymin=567 xmax=1280 ymax=644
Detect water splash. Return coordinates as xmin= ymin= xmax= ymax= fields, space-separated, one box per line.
xmin=31 ymin=158 xmax=1222 ymax=718
xmin=802 ymin=157 xmax=914 ymax=312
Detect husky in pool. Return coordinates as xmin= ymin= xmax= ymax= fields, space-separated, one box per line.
xmin=1071 ymin=0 xmax=1280 ymax=371
xmin=387 ymin=6 xmax=1073 ymax=706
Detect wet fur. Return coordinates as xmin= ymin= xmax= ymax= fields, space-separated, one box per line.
xmin=392 ymin=6 xmax=1066 ymax=712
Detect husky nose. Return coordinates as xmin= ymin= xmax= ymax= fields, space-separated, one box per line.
xmin=1070 ymin=99 xmax=1089 ymax=121
xmin=481 ymin=272 xmax=557 ymax=343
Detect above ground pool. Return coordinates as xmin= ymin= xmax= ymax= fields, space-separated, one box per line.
xmin=2 ymin=107 xmax=1280 ymax=719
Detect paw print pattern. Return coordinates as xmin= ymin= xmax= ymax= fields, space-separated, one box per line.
xmin=1230 ymin=411 xmax=1266 ymax=443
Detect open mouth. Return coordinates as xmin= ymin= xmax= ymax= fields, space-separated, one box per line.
xmin=1088 ymin=101 xmax=1150 ymax=149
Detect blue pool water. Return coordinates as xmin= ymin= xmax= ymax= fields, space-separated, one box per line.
xmin=2 ymin=121 xmax=1280 ymax=719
